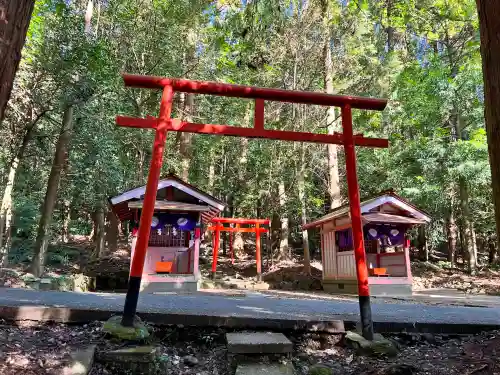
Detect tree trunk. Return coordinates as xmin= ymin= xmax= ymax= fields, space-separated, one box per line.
xmin=386 ymin=0 xmax=395 ymax=53
xmin=61 ymin=199 xmax=71 ymax=243
xmin=178 ymin=92 xmax=194 ymax=181
xmin=459 ymin=178 xmax=477 ymax=274
xmin=222 ymin=232 xmax=227 ymax=257
xmin=298 ymin=145 xmax=311 ymax=274
xmin=30 ymin=106 xmax=74 ymax=277
xmin=0 ymin=148 xmax=23 ymax=265
xmin=476 ymin=1 xmax=500 ymax=254
xmin=446 ymin=206 xmax=458 ymax=264
xmin=0 ymin=0 xmax=35 ymax=123
xmin=322 ymin=0 xmax=342 ymax=209
xmin=471 ymin=223 xmax=478 ymax=266
xmin=84 ymin=0 xmax=93 ymax=35
xmin=231 ymin=107 xmax=251 ymax=256
xmin=278 ymin=179 xmax=289 ymax=259
xmin=93 ymin=205 xmax=105 ymax=259
xmin=207 ymin=155 xmax=216 ymax=195
xmin=418 ymin=226 xmax=429 ymax=262
xmin=137 ymin=149 xmax=145 ymax=184
xmin=0 ymin=110 xmax=44 ymax=265
xmin=106 ymin=210 xmax=119 ymax=254
xmin=489 ymin=237 xmax=497 ymax=264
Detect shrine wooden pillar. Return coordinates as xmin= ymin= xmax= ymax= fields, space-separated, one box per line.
xmin=404 ymin=234 xmax=412 ymax=283
xmin=193 ymin=222 xmax=201 ymax=277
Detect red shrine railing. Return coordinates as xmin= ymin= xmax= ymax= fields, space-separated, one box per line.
xmin=116 ymin=73 xmax=388 ymax=341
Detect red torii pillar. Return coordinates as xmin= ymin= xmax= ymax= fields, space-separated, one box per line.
xmin=211 ymin=223 xmax=221 ymax=279
xmin=120 ymin=85 xmax=174 ymax=327
xmin=116 ymin=74 xmax=388 ymax=340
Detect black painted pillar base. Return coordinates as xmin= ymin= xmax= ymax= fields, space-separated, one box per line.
xmin=211 ymin=271 xmax=217 ymax=280
xmin=121 ymin=275 xmax=142 ymax=327
xmin=358 ymin=295 xmax=374 ymax=340
xmin=256 ymin=274 xmax=262 ymax=282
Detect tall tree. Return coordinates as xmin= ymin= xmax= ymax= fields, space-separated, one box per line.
xmin=30 ymin=106 xmax=74 ymax=277
xmin=476 ymin=0 xmax=500 ymax=254
xmin=322 ymin=0 xmax=342 ymax=208
xmin=0 ymin=0 xmax=35 ymax=123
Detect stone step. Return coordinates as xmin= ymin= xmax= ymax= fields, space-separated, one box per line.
xmin=226 ymin=332 xmax=293 ymax=354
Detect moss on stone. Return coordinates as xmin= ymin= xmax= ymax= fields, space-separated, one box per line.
xmin=102 ymin=315 xmax=151 ymax=341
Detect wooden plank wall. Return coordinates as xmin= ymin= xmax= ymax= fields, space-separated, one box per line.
xmin=337 ymin=251 xmax=357 ymax=278
xmin=321 ymin=230 xmax=337 ymax=279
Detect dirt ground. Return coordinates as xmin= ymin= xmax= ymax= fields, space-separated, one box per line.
xmin=411 ymin=261 xmax=500 ymax=295
xmin=0 ymin=320 xmax=499 ymax=375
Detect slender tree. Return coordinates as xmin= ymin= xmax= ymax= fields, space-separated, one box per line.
xmin=30 ymin=106 xmax=74 ymax=277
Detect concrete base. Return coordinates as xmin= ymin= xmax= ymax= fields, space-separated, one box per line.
xmin=226 ymin=332 xmax=293 ymax=354
xmin=141 ymin=274 xmax=199 ymax=293
xmin=322 ymin=279 xmax=412 ymax=296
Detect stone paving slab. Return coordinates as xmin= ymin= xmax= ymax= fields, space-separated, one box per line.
xmin=0 ymin=287 xmax=500 ymax=333
xmin=227 ymin=332 xmax=293 ymax=354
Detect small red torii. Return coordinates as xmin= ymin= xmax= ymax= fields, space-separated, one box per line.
xmin=115 ymin=73 xmax=388 ymax=340
xmin=208 ymin=217 xmax=270 ymax=281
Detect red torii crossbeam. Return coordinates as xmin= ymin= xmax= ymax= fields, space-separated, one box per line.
xmin=116 ymin=73 xmax=388 ymax=340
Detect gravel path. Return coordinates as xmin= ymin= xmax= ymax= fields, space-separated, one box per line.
xmin=1 ymin=287 xmax=500 ymax=331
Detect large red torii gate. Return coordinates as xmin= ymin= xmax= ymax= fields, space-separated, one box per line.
xmin=116 ymin=73 xmax=388 ymax=340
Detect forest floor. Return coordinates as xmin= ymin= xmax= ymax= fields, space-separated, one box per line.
xmin=0 ymin=319 xmax=499 ymax=375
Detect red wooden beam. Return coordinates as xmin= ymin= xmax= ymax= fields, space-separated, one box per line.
xmin=212 ymin=217 xmax=270 ymax=225
xmin=122 ymin=74 xmax=387 ymax=111
xmin=207 ymin=226 xmax=269 ymax=233
xmin=116 ymin=117 xmax=389 ymax=148
xmin=255 ymin=99 xmax=264 ymax=130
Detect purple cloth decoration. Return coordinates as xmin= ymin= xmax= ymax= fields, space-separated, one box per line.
xmin=336 ymin=224 xmax=406 ymax=249
xmin=337 ymin=229 xmax=353 ymax=249
xmin=363 ymin=224 xmax=405 ymax=246
xmin=139 ymin=212 xmax=197 ymax=231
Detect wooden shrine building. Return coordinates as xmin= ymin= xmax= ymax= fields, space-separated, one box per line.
xmin=304 ymin=190 xmax=430 ymax=296
xmin=109 ymin=174 xmax=225 ymax=293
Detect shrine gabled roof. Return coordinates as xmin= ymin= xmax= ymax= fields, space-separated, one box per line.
xmin=303 ymin=190 xmax=430 ymax=230
xmin=109 ymin=174 xmax=225 ymax=223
